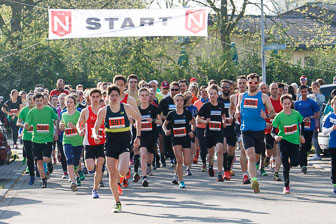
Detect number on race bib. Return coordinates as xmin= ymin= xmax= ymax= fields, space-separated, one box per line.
xmin=173 ymin=127 xmax=187 ymax=137
xmin=209 ymin=121 xmax=221 ymax=131
xmin=141 ymin=121 xmax=152 ymax=131
xmin=36 ymin=124 xmax=49 ymax=133
xmin=284 ymin=124 xmax=297 ymax=135
xmin=65 ymin=128 xmax=78 ymax=137
xmin=108 ymin=117 xmax=125 ymax=129
xmin=243 ymin=98 xmax=258 ymax=109
xmin=304 ymin=120 xmax=311 ymax=129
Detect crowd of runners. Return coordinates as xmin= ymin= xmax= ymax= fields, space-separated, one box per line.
xmin=1 ymin=73 xmax=336 ymax=213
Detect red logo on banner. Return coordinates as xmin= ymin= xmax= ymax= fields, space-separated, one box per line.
xmin=185 ymin=9 xmax=206 ymax=34
xmin=51 ymin=11 xmax=72 ymax=37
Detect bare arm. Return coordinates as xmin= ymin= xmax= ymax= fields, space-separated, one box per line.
xmin=229 ymin=94 xmax=236 ymax=118
xmin=262 ymin=94 xmax=275 ymax=118
xmin=124 ymin=104 xmax=141 ymax=137
xmin=16 ymin=118 xmax=24 ymax=128
xmin=93 ymin=107 xmax=106 ymax=139
xmin=76 ymin=108 xmax=88 ymax=135
xmin=155 ymin=114 xmax=162 ymax=126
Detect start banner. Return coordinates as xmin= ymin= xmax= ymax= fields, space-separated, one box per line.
xmin=48 ymin=8 xmax=208 ymax=39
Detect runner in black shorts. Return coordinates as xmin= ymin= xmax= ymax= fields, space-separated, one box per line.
xmin=77 ymin=88 xmax=106 ymax=198
xmin=219 ymin=80 xmax=236 ymax=181
xmin=25 ymin=93 xmax=59 ymax=188
xmin=93 ymin=84 xmax=141 ymax=213
xmin=137 ymin=88 xmax=162 ymax=187
xmin=197 ymin=84 xmax=226 ymax=182
xmin=163 ymin=94 xmax=194 ymax=188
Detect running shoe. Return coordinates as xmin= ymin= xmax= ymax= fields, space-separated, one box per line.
xmin=273 ymin=172 xmax=282 ymax=181
xmin=25 ymin=167 xmax=30 ymax=174
xmin=309 ymin=155 xmax=321 ymax=161
xmin=264 ymin=157 xmax=270 ymax=167
xmin=179 ymin=181 xmax=185 ymax=188
xmin=251 ymin=179 xmax=260 ymax=193
xmin=161 ymin=160 xmax=166 ymax=167
xmin=224 ymin=171 xmax=231 ymax=180
xmin=170 ymin=160 xmax=175 ymax=168
xmin=76 ymin=177 xmax=81 ymax=186
xmin=78 ymin=170 xmax=85 ymax=180
xmin=62 ymin=172 xmax=69 ymax=179
xmin=92 ymin=189 xmax=99 ymax=198
xmin=142 ymin=178 xmax=149 ymax=187
xmin=14 ymin=144 xmax=18 ymax=149
xmin=230 ymin=169 xmax=235 ymax=176
xmin=208 ymin=165 xmax=214 ymax=177
xmin=283 ymin=186 xmax=290 ymax=194
xmin=71 ymin=182 xmax=77 ymax=192
xmin=133 ymin=173 xmax=140 ymax=182
xmin=130 ymin=159 xmax=134 ymax=165
xmin=28 ymin=176 xmax=35 ymax=185
xmin=301 ymin=166 xmax=307 ymax=174
xmin=41 ymin=178 xmax=47 ymax=188
xmin=333 ymin=185 xmax=336 ymax=194
xmin=217 ymin=173 xmax=224 ymax=182
xmin=118 ymin=184 xmax=123 ymax=195
xmin=171 ymin=175 xmax=178 ymax=185
xmin=99 ymin=180 xmax=104 ymax=188
xmin=193 ymin=156 xmax=198 ymax=164
xmin=122 ymin=178 xmax=129 ymax=188
xmin=185 ymin=169 xmax=192 ymax=176
xmin=201 ymin=164 xmax=206 ymax=172
xmin=243 ymin=174 xmax=251 ymax=184
xmin=260 ymin=168 xmax=268 ymax=176
xmin=113 ymin=202 xmax=122 ymax=213
xmin=126 ymin=168 xmax=131 ymax=179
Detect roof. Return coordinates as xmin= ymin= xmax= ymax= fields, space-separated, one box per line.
xmin=234 ymin=2 xmax=336 ymax=48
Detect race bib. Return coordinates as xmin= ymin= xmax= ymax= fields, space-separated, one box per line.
xmin=141 ymin=121 xmax=153 ymax=131
xmin=10 ymin=109 xmax=18 ymax=114
xmin=304 ymin=120 xmax=311 ymax=129
xmin=168 ymin=104 xmax=176 ymax=111
xmin=91 ymin=128 xmax=104 ymax=139
xmin=224 ymin=103 xmax=230 ymax=109
xmin=108 ymin=116 xmax=125 ymax=129
xmin=173 ymin=127 xmax=187 ymax=137
xmin=209 ymin=121 xmax=221 ymax=131
xmin=243 ymin=98 xmax=258 ymax=109
xmin=36 ymin=124 xmax=49 ymax=133
xmin=210 ymin=110 xmax=221 ymax=116
xmin=284 ymin=124 xmax=297 ymax=135
xmin=65 ymin=128 xmax=78 ymax=137
xmin=27 ymin=126 xmax=33 ymax=133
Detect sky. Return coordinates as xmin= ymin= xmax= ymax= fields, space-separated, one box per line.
xmin=146 ymin=0 xmax=303 ymax=15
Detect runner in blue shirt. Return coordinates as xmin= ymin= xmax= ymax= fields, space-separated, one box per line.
xmin=294 ymin=85 xmax=320 ymax=174
xmin=322 ymin=96 xmax=336 ymax=194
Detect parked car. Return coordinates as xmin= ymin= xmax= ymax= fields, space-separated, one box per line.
xmin=0 ymin=115 xmax=11 ymax=165
xmin=318 ymin=84 xmax=336 ymax=156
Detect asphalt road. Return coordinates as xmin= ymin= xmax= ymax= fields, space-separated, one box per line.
xmin=0 ymin=154 xmax=335 ymax=224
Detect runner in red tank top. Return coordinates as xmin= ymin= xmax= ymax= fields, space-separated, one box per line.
xmin=77 ymin=89 xmax=105 ymax=199
xmin=264 ymin=83 xmax=283 ymax=181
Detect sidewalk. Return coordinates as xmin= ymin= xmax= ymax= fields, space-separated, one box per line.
xmin=0 ymin=142 xmax=25 ymax=201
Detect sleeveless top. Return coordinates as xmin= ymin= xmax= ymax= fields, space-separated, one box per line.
xmin=120 ymin=94 xmax=128 ymax=104
xmin=84 ymin=106 xmax=106 ymax=146
xmin=240 ymin=91 xmax=266 ymax=131
xmin=104 ymin=104 xmax=130 ymax=133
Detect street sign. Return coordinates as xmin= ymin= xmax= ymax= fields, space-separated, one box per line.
xmin=264 ymin=44 xmax=286 ymax=50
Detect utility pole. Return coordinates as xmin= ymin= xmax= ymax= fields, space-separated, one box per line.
xmin=261 ymin=0 xmax=266 ymax=83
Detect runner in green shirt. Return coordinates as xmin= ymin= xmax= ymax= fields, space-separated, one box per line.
xmin=60 ymin=95 xmax=83 ymax=192
xmin=17 ymin=93 xmax=35 ymax=185
xmin=25 ymin=93 xmax=59 ymax=188
xmin=271 ymin=94 xmax=305 ymax=194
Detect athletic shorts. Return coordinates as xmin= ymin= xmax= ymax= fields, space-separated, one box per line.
xmin=242 ymin=130 xmax=265 ymax=155
xmin=223 ymin=125 xmax=237 ymax=147
xmin=265 ymin=133 xmax=275 ymax=150
xmin=105 ymin=131 xmax=131 ymax=159
xmin=206 ymin=132 xmax=223 ymax=149
xmin=85 ymin=144 xmax=105 ymax=159
xmin=172 ymin=136 xmax=191 ymax=149
xmin=32 ymin=142 xmax=53 ymax=161
xmin=140 ymin=134 xmax=157 ymax=153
